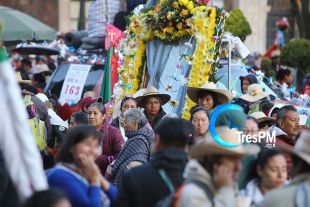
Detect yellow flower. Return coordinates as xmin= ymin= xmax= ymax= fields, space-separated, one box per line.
xmin=172 ymin=1 xmax=179 ymax=8
xmin=148 ymin=10 xmax=154 ymax=15
xmin=179 ymin=0 xmax=189 ymax=6
xmin=177 ymin=22 xmax=183 ymax=30
xmin=181 ymin=9 xmax=189 ymax=16
xmin=187 ymin=1 xmax=194 ymax=10
xmin=167 ymin=11 xmax=175 ymax=20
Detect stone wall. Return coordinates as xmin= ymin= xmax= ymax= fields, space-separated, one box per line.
xmin=1 ymin=0 xmax=59 ymax=30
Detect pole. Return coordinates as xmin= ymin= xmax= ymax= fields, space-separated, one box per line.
xmin=228 ymin=40 xmax=232 ymax=91
xmin=78 ymin=0 xmax=86 ymax=30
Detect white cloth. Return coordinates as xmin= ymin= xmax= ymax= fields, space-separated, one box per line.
xmin=0 ymin=60 xmax=48 ymax=201
xmin=238 ymin=178 xmax=264 ymax=207
xmin=48 ymin=108 xmax=68 ymax=128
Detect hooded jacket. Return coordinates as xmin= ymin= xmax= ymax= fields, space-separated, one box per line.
xmin=268 ymin=125 xmax=295 ymax=179
xmin=114 ymin=148 xmax=188 ymax=207
xmin=234 ymin=74 xmax=258 ymax=114
xmin=177 ymin=159 xmax=236 ymax=207
xmin=112 ymin=125 xmax=153 ymax=187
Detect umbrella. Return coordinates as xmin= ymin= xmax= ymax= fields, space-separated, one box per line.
xmin=11 ymin=45 xmax=60 ymax=55
xmin=0 ymin=6 xmax=56 ymax=41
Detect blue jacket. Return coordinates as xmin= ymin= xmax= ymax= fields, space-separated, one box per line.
xmin=234 ymin=74 xmax=258 ymax=114
xmin=47 ymin=166 xmax=117 ymax=207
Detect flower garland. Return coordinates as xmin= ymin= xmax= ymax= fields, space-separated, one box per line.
xmin=114 ymin=1 xmax=229 ymax=119
xmin=181 ymin=7 xmax=227 ymax=120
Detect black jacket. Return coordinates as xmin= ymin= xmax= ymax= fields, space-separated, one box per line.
xmin=234 ymin=74 xmax=258 ymax=114
xmin=114 ymin=148 xmax=188 ymax=207
xmin=110 ymin=117 xmax=120 ymax=129
xmin=144 ymin=108 xmax=166 ymax=129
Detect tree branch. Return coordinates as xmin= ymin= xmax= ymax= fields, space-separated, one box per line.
xmin=290 ymin=0 xmax=305 ymax=38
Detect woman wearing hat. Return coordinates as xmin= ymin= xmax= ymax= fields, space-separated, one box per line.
xmin=234 ymin=74 xmax=258 ymax=114
xmin=187 ymin=82 xmax=233 ymax=111
xmin=176 ymin=126 xmax=260 ymax=207
xmin=239 ymin=84 xmax=271 ymax=114
xmin=135 ymin=86 xmax=171 ymax=129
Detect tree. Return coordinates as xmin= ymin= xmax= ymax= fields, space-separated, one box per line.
xmin=280 ymin=38 xmax=310 ymax=73
xmin=224 ymin=9 xmax=252 ymax=42
xmin=290 ymin=0 xmax=310 ymax=40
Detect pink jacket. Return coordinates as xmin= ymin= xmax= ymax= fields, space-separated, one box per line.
xmin=97 ymin=122 xmax=124 ymax=176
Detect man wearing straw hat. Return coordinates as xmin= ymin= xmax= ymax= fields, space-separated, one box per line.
xmin=177 ymin=126 xmax=260 ymax=207
xmin=135 ymin=86 xmax=171 ymax=129
xmin=258 ymin=130 xmax=310 ymax=207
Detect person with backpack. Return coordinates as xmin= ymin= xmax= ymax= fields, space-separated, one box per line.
xmin=114 ymin=117 xmax=194 ymax=207
xmin=35 ymin=93 xmax=68 ymax=169
xmin=176 ymin=126 xmax=260 ymax=207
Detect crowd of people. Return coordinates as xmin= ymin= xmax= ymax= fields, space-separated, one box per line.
xmin=2 ymin=57 xmax=310 ymax=207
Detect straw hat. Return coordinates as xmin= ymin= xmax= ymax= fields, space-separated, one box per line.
xmin=276 ymin=130 xmax=310 ymax=166
xmin=15 ymin=72 xmax=31 ymax=84
xmin=187 ymin=82 xmax=233 ymax=104
xmin=249 ymin=112 xmax=276 ymax=125
xmin=135 ymin=86 xmax=171 ymax=107
xmin=190 ymin=126 xmax=261 ymax=158
xmin=36 ymin=64 xmax=51 ymax=73
xmin=240 ymin=84 xmax=271 ymax=103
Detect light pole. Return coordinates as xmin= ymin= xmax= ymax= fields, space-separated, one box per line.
xmin=78 ymin=0 xmax=86 ymax=30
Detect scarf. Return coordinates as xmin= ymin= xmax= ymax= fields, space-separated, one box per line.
xmin=55 ymin=163 xmax=110 ymax=207
xmin=111 ymin=126 xmax=152 ymax=187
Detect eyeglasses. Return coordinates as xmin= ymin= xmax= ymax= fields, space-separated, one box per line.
xmin=243 ymin=129 xmax=259 ymax=134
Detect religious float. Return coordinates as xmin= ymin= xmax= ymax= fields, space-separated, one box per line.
xmin=108 ymin=0 xmax=249 ymax=119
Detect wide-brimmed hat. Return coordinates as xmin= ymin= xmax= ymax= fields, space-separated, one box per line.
xmin=187 ymin=82 xmax=233 ymax=104
xmin=135 ymin=86 xmax=171 ymax=107
xmin=15 ymin=72 xmax=31 ymax=84
xmin=240 ymin=84 xmax=271 ymax=102
xmin=36 ymin=64 xmax=52 ymax=75
xmin=249 ymin=111 xmax=276 ymax=125
xmin=190 ymin=126 xmax=261 ymax=158
xmin=276 ymin=130 xmax=310 ymax=166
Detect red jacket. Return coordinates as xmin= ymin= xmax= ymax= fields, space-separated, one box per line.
xmin=276 ymin=134 xmax=295 ymax=179
xmin=97 ymin=122 xmax=124 ymax=175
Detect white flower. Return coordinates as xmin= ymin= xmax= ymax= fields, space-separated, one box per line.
xmin=179 ymin=75 xmax=189 ymax=86
xmin=184 ymin=42 xmax=192 ymax=48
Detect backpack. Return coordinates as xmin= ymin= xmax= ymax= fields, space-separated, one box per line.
xmin=155 ymin=169 xmax=215 ymax=207
xmin=24 ymin=95 xmax=47 ymax=151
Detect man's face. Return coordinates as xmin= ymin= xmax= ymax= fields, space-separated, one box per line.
xmin=278 ymin=111 xmax=300 ymax=137
xmin=198 ymin=94 xmax=214 ymax=110
xmin=145 ymin=97 xmax=161 ymax=116
xmin=219 ymin=156 xmax=242 ymax=181
xmin=21 ymin=63 xmax=30 ymax=71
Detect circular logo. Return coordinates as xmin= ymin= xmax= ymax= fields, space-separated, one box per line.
xmin=209 ymin=104 xmax=244 ymax=148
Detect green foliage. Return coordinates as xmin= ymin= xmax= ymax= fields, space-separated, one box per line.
xmin=224 ymin=9 xmax=252 ymax=42
xmin=280 ymin=38 xmax=310 ymax=72
xmin=261 ymin=57 xmax=271 ymax=73
xmin=267 ymin=70 xmax=275 ymax=78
